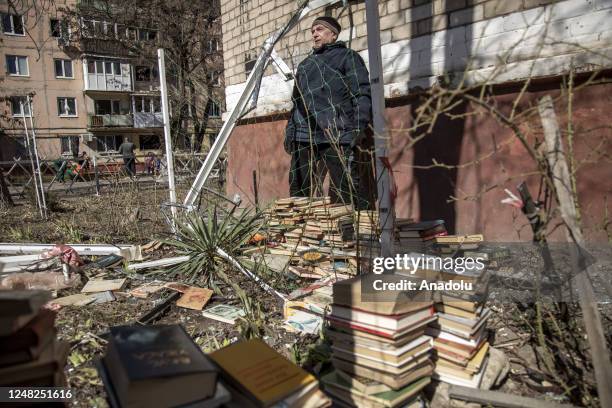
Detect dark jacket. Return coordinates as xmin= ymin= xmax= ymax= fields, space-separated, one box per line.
xmin=285 ymin=41 xmax=372 ymax=146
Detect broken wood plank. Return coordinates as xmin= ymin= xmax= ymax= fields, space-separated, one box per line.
xmin=539 ymin=95 xmax=612 ymax=408
xmin=449 ymin=384 xmax=576 ymax=408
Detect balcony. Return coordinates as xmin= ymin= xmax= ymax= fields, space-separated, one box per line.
xmin=134 ymin=112 xmax=163 ymax=128
xmin=84 ymin=59 xmax=133 ymax=92
xmin=88 ymin=114 xmax=133 ymax=128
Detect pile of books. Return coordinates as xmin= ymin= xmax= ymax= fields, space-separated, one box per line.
xmin=211 ymin=338 xmax=331 ymax=407
xmin=433 ymin=234 xmax=484 ymax=256
xmin=322 ymin=276 xmax=436 ymax=407
xmin=0 ymin=290 xmax=69 ymax=387
xmin=395 ymin=220 xmax=447 ymax=253
xmin=308 ymin=204 xmax=355 ymax=250
xmin=427 ymin=273 xmax=491 ymax=388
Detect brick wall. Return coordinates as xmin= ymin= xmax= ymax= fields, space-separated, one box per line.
xmin=220 ymin=0 xmax=612 ymax=117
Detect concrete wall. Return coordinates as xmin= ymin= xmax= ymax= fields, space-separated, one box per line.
xmin=226 ymin=81 xmax=612 ymax=241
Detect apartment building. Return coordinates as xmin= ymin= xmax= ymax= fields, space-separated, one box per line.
xmin=0 ymin=0 xmax=224 ymax=162
xmin=219 ymin=0 xmax=612 ymax=240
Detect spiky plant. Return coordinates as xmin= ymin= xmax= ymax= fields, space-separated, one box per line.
xmin=164 ymin=205 xmax=264 ymax=290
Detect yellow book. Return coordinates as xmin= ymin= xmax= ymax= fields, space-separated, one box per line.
xmin=210 ymin=339 xmax=315 ymax=407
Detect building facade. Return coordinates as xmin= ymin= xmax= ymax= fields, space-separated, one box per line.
xmin=1 ymin=0 xmax=224 ymax=163
xmin=219 ymin=0 xmax=612 ymax=240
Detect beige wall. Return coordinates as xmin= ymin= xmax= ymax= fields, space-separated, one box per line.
xmin=1 ymin=2 xmax=86 ymax=159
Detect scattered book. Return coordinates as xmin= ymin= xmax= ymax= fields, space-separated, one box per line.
xmin=202 ymin=304 xmax=245 ymax=324
xmin=210 ymin=338 xmax=329 ymax=407
xmin=100 ymin=324 xmax=218 ymax=408
xmin=176 ymin=287 xmax=213 ymax=311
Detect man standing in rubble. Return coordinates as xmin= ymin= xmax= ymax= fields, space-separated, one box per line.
xmin=284 ymin=16 xmax=374 ymax=209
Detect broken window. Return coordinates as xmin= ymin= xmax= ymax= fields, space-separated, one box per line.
xmin=57 ymin=97 xmax=77 ymax=116
xmin=244 ymin=52 xmax=256 ymax=78
xmin=95 ymin=135 xmax=122 ymax=152
xmin=50 ymin=18 xmax=70 ymax=39
xmin=139 ymin=134 xmax=161 ymax=150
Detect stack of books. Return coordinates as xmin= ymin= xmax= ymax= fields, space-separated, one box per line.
xmin=433 ymin=234 xmax=484 ymax=256
xmin=210 ymin=338 xmax=330 ymax=407
xmin=0 ymin=290 xmax=69 ymax=387
xmin=308 ymin=204 xmax=355 ymax=251
xmin=322 ymin=276 xmax=436 ymax=407
xmin=98 ymin=324 xmax=229 ymax=407
xmin=427 ymin=283 xmax=491 ymax=388
xmin=395 ymin=220 xmax=447 ymax=253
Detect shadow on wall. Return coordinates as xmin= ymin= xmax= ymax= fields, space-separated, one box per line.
xmin=408 ymin=1 xmax=473 ymax=233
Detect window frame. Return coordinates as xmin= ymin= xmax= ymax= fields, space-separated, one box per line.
xmin=94 ymin=99 xmax=122 ymax=115
xmin=6 ymin=55 xmax=29 ymax=76
xmin=54 ymin=58 xmax=74 ymax=79
xmin=57 ymin=97 xmax=78 ymax=117
xmin=207 ymin=101 xmax=221 ymax=117
xmin=2 ymin=13 xmax=25 ymax=36
xmin=60 ymin=135 xmax=80 ymax=156
xmin=95 ymin=135 xmax=122 ymax=153
xmin=10 ymin=96 xmax=31 ymax=117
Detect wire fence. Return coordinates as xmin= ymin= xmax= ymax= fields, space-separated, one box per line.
xmin=1 ymin=151 xmax=224 ymax=199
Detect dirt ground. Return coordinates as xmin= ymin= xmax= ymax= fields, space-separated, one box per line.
xmin=1 ymin=189 xmax=610 ymax=407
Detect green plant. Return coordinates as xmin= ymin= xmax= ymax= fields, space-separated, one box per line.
xmin=54 ymin=220 xmax=83 ymax=242
xmin=233 ymin=283 xmax=267 ymax=341
xmin=7 ymin=226 xmax=33 ymax=241
xmin=163 ymin=204 xmax=264 ymax=289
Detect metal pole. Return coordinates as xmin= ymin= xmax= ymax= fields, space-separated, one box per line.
xmin=93 ymin=154 xmax=100 ymax=195
xmin=365 ymin=0 xmax=394 ymax=259
xmin=158 ymin=48 xmax=177 ymax=223
xmin=26 ymin=96 xmax=48 ymax=219
xmin=20 ymin=103 xmax=42 ymax=217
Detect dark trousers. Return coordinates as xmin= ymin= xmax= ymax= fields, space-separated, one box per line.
xmin=123 ymin=158 xmax=136 ymax=177
xmin=289 ymin=142 xmax=374 ymax=210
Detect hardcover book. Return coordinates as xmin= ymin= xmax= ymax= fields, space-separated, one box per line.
xmin=103 ymin=324 xmax=218 ymax=408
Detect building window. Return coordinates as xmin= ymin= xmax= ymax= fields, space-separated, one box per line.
xmin=95 ymin=135 xmax=122 ymax=152
xmin=139 ymin=134 xmax=161 ymax=150
xmin=207 ymin=71 xmax=221 ymax=87
xmin=10 ymin=96 xmax=31 ymax=117
xmin=6 ymin=55 xmax=29 ymax=76
xmin=50 ymin=18 xmax=70 ymax=39
xmin=207 ymin=101 xmax=220 ymax=117
xmin=135 ymin=66 xmax=158 ymax=81
xmin=95 ymin=100 xmax=121 ymax=115
xmin=54 ymin=59 xmax=73 ymax=78
xmin=135 ymin=96 xmax=161 ymax=113
xmin=57 ymin=97 xmax=77 ymax=116
xmin=244 ymin=52 xmax=256 ymax=78
xmin=2 ymin=13 xmax=24 ymax=35
xmin=138 ymin=28 xmax=157 ymax=42
xmin=208 ymin=38 xmax=219 ymax=53
xmin=60 ymin=136 xmax=79 ymax=156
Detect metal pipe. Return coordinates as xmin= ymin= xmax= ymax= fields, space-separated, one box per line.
xmin=26 ymin=96 xmax=48 ymax=219
xmin=158 ymin=48 xmax=177 ymax=226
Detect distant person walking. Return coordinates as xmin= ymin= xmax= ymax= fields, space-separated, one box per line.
xmin=118 ymin=137 xmax=136 ymax=178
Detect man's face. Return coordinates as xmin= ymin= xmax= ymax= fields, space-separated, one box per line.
xmin=311 ymin=23 xmax=337 ymax=49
